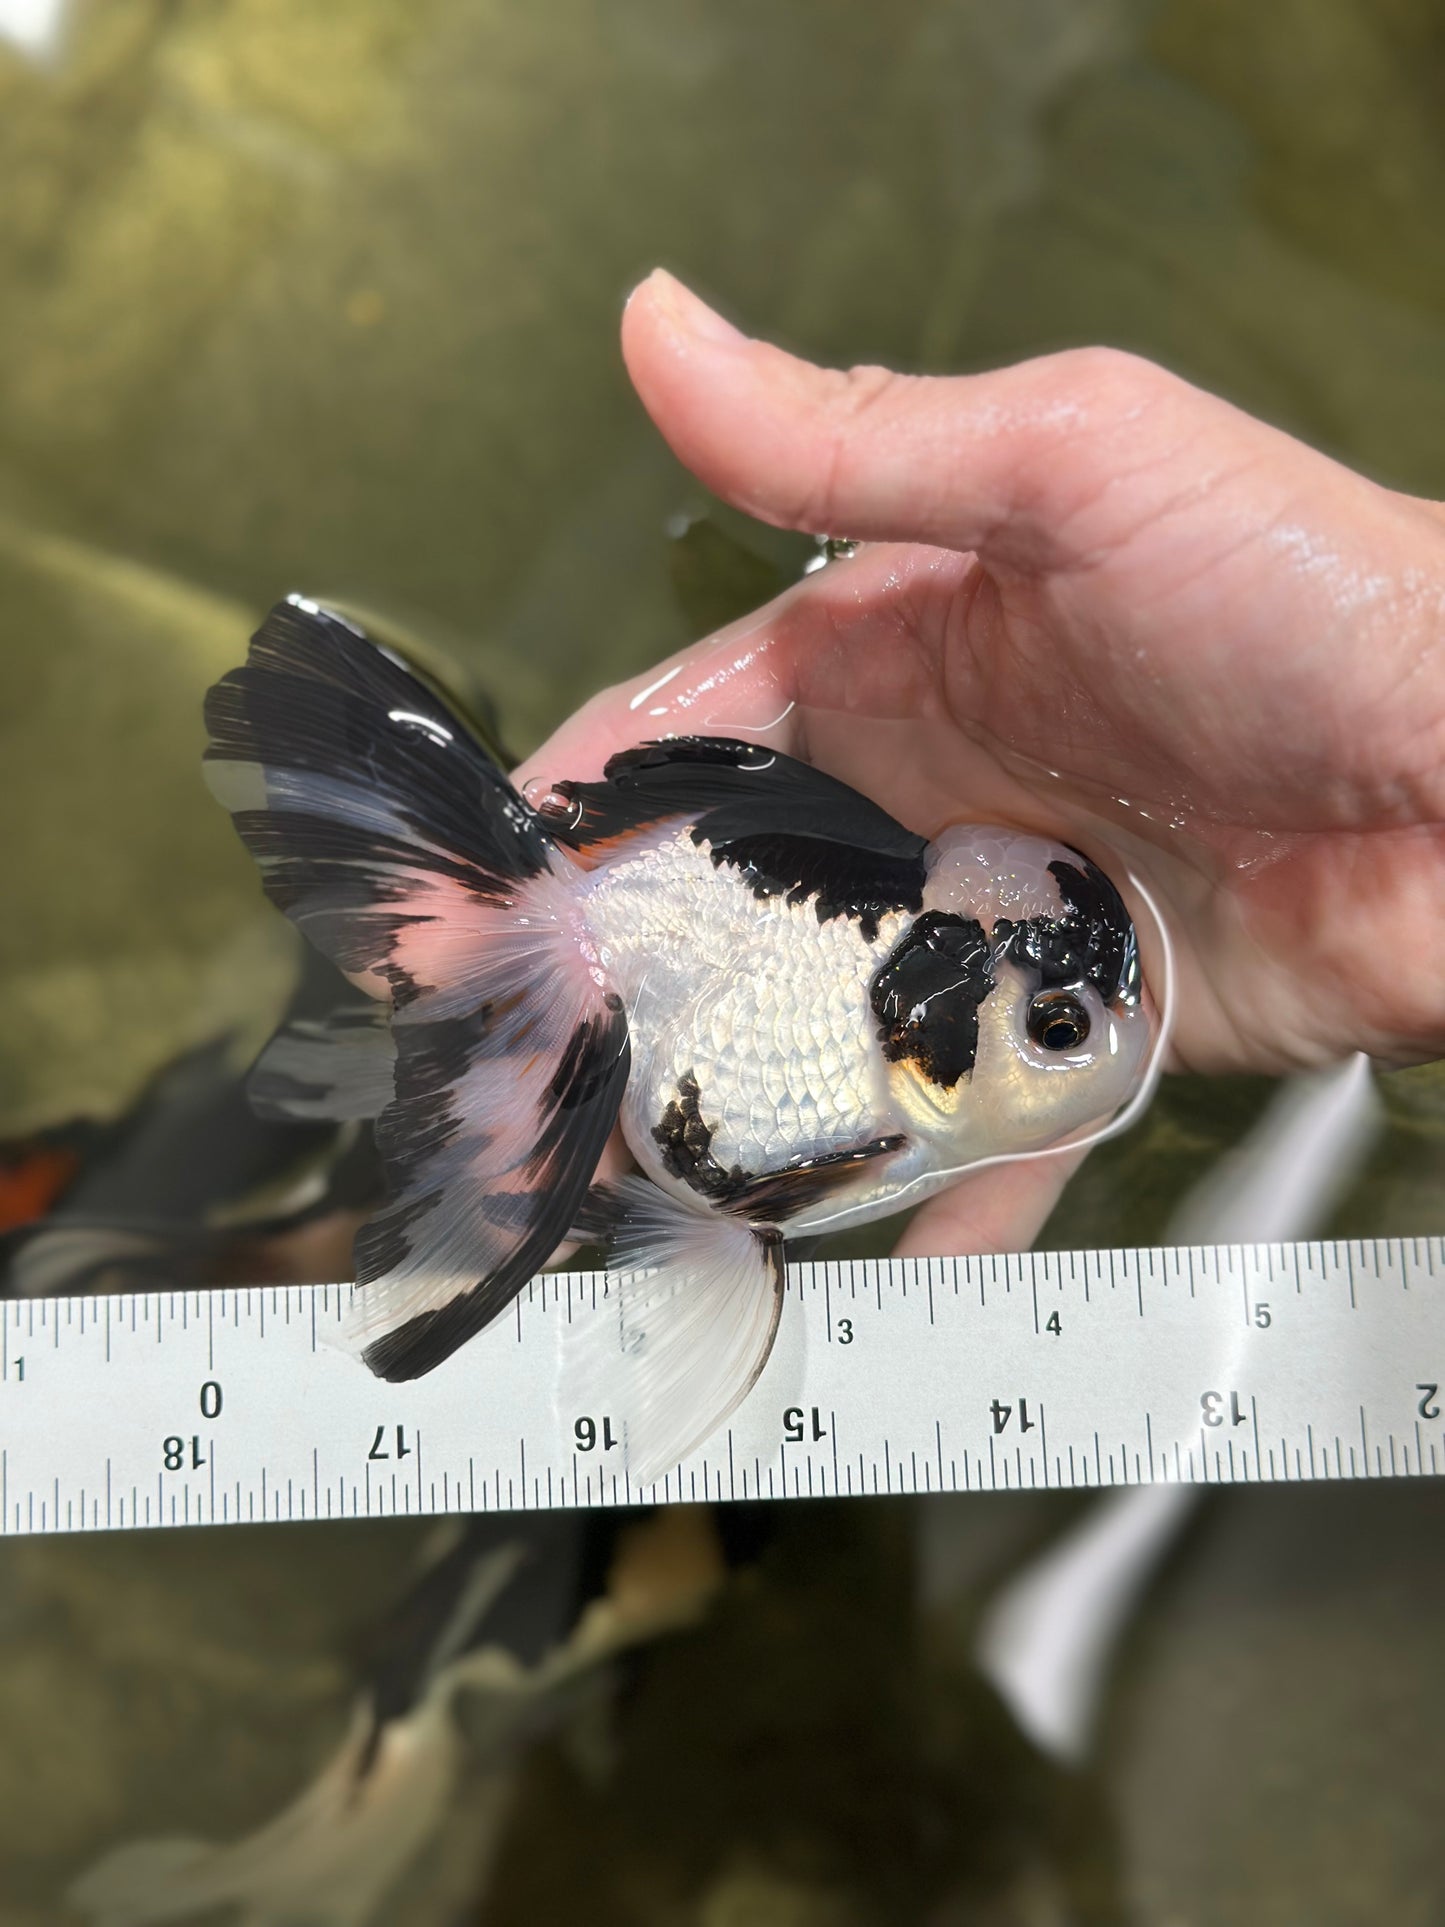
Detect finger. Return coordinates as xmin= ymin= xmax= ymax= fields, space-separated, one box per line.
xmin=621 ymin=269 xmax=1225 ymax=574
xmin=892 ymin=1148 xmax=1084 ymax=1262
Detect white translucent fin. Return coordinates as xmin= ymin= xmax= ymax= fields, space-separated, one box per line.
xmin=561 ymin=1179 xmax=785 ymax=1487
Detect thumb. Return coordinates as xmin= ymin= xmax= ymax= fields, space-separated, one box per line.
xmin=622 ymin=270 xmax=1228 ymax=576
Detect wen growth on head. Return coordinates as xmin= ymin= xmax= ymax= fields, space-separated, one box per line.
xmin=204 ymin=598 xmax=1155 ymax=1479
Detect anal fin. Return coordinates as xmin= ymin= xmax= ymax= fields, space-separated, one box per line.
xmin=561 ymin=1179 xmax=785 ymax=1486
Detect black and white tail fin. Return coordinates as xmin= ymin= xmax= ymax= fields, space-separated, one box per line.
xmin=204 ymin=596 xmax=629 ymax=1380
xmin=565 ymin=1179 xmax=786 ymax=1485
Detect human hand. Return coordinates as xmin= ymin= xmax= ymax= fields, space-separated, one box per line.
xmin=516 ymin=270 xmax=1445 ymax=1253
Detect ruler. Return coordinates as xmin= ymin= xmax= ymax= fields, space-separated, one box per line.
xmin=2 ymin=1237 xmax=1443 ymax=1537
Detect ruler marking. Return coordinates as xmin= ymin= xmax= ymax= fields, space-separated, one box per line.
xmin=4 ymin=1238 xmax=1444 ymax=1536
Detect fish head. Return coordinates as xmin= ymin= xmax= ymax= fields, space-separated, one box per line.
xmin=871 ymin=825 xmax=1154 ymax=1162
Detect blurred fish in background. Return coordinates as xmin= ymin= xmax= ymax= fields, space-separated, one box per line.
xmin=71 ymin=1507 xmax=737 ymax=1927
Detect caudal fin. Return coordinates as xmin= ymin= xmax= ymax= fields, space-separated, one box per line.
xmin=205 ymin=597 xmax=628 ymax=1379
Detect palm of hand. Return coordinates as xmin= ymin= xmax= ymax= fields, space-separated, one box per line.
xmin=526 ymin=289 xmax=1445 ymax=1079
xmin=515 ymin=274 xmax=1445 ymax=1256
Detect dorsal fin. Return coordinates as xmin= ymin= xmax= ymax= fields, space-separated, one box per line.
xmin=552 ymin=737 xmax=927 ymax=942
xmin=552 ymin=737 xmax=924 ymax=857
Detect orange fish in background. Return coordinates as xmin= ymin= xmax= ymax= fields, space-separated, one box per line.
xmin=0 ymin=1144 xmax=80 ymax=1232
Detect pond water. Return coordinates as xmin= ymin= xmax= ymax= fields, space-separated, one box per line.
xmin=0 ymin=3 xmax=1442 ymax=1921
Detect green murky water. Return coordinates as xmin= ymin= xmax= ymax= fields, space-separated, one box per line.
xmin=1 ymin=3 xmax=1443 ymax=1921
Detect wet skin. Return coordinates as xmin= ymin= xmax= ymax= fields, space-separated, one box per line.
xmin=517 ymin=269 xmax=1445 ymax=1262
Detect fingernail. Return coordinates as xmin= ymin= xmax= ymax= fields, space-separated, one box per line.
xmin=635 ymin=267 xmax=745 ymax=347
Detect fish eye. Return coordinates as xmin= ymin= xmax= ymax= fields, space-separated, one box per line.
xmin=1027 ymin=990 xmax=1091 ymax=1053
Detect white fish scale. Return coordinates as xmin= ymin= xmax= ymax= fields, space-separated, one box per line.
xmin=676 ymin=931 xmax=878 ymax=1167
xmin=578 ymin=827 xmax=898 ymax=1174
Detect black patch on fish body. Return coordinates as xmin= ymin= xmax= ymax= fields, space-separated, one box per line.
xmin=870 ymin=912 xmax=994 ymax=1089
xmin=550 ymin=737 xmax=927 ymax=942
xmin=652 ymin=1074 xmax=907 ymax=1223
xmin=705 ymin=832 xmax=922 ymax=945
xmin=653 ymin=1073 xmax=749 ymax=1203
xmin=993 ymin=854 xmax=1139 ymax=1006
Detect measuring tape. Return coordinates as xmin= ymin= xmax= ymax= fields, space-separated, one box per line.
xmin=2 ymin=1237 xmax=1442 ymax=1537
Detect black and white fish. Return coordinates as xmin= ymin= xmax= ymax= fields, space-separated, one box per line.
xmin=204 ymin=597 xmax=1155 ymax=1476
